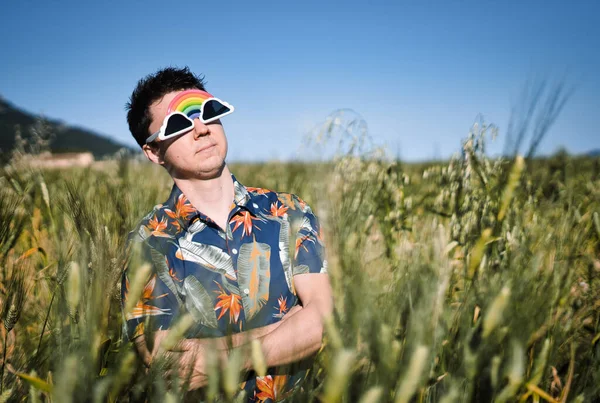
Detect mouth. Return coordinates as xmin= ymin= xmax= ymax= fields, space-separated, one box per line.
xmin=196 ymin=144 xmax=216 ymax=153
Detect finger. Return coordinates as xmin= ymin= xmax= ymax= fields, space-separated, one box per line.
xmin=151 ymin=330 xmax=169 ymax=357
xmin=178 ymin=348 xmax=201 ymax=372
xmin=177 ymin=356 xmax=197 ymax=383
xmin=151 ymin=351 xmax=183 ymax=375
xmin=141 ymin=352 xmax=152 ymax=368
xmin=157 ymin=355 xmax=189 ymax=386
xmin=188 ymin=374 xmax=209 ymax=391
xmin=133 ymin=335 xmax=153 ymax=367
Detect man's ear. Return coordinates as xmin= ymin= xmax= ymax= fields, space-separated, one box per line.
xmin=142 ymin=143 xmax=163 ymax=165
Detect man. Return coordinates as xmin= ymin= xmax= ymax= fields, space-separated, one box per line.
xmin=121 ymin=66 xmax=332 ymax=401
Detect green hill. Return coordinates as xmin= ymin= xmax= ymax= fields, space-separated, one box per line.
xmin=0 ymin=96 xmax=134 ymax=161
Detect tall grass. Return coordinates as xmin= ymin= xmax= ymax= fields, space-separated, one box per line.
xmin=0 ymin=111 xmax=599 ymax=401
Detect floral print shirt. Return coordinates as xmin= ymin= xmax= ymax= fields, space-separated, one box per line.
xmin=121 ymin=174 xmax=327 ymax=401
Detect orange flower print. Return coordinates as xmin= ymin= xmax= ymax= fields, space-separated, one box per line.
xmin=133 ymin=322 xmax=145 ymax=339
xmin=124 ymin=274 xmax=170 ymax=320
xmin=162 ymin=256 xmax=182 ymax=282
xmin=165 ymin=194 xmax=196 ymax=221
xmin=214 ymin=282 xmax=243 ymax=323
xmin=295 ymin=234 xmax=316 ymax=259
xmin=231 ymin=211 xmax=261 ymax=237
xmin=270 ymin=202 xmax=288 ymax=217
xmin=295 ymin=196 xmax=308 ymax=211
xmin=146 ymin=215 xmax=171 ymax=238
xmin=246 ymin=186 xmax=271 ymax=197
xmin=277 ymin=194 xmax=296 ymax=210
xmin=255 ymin=375 xmax=288 ymax=402
xmin=272 ymin=296 xmax=288 ymax=319
xmin=169 ymin=266 xmax=182 ymax=283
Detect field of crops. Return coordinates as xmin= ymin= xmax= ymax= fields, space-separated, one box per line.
xmin=0 ymin=119 xmax=599 ymax=402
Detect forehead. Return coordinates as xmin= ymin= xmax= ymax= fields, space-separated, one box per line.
xmin=149 ymin=91 xmax=180 ymax=123
xmin=149 ymin=89 xmax=213 ymax=127
xmin=148 ymin=91 xmax=188 ymax=135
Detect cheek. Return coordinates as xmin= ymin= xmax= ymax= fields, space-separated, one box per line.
xmin=218 ymin=131 xmax=228 ymax=153
xmin=163 ymin=143 xmax=186 ymax=164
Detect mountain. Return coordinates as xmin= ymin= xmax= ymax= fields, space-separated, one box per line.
xmin=588 ymin=149 xmax=600 ymax=157
xmin=0 ymin=96 xmax=135 ymax=161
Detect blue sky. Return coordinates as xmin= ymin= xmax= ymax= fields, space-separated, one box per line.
xmin=1 ymin=0 xmax=598 ymax=161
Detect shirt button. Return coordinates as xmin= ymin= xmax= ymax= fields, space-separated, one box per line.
xmin=252 ymin=203 xmax=259 ymax=209
xmin=232 ymin=248 xmax=238 ymax=254
xmin=243 ymin=288 xmax=250 ymax=295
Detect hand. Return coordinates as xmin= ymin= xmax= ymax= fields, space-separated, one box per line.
xmin=135 ymin=304 xmax=304 ymax=389
xmin=146 ymin=332 xmax=210 ymax=390
xmin=168 ymin=337 xmax=232 ymax=390
xmin=173 ymin=340 xmax=209 ymax=390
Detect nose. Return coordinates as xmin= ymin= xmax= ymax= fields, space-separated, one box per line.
xmin=192 ymin=118 xmax=210 ymax=139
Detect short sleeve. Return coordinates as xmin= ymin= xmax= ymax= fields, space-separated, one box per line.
xmin=121 ymin=240 xmax=181 ymax=340
xmin=289 ymin=195 xmax=327 ymax=276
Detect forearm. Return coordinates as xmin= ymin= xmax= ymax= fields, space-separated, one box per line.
xmin=159 ymin=302 xmax=323 ymax=369
xmin=256 ymin=299 xmax=329 ymax=368
xmin=140 ymin=305 xmax=303 ymax=361
xmin=131 ymin=324 xmax=279 ymax=365
xmin=216 ymin=304 xmax=302 ymax=350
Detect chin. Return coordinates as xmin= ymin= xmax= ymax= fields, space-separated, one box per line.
xmin=194 ymin=158 xmax=226 ymax=178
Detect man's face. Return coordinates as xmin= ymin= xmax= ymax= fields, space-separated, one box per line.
xmin=144 ymin=90 xmax=229 ymax=180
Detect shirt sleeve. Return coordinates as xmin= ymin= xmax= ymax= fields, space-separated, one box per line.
xmin=121 ymin=240 xmax=181 ymax=340
xmin=289 ymin=195 xmax=327 ymax=276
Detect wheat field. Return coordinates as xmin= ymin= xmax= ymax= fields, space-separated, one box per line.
xmin=0 ymin=114 xmax=599 ymax=402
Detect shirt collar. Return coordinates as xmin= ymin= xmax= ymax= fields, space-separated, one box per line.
xmin=162 ymin=173 xmax=260 ymax=228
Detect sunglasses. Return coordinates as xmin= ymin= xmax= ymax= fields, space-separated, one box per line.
xmin=146 ymin=89 xmax=234 ymax=144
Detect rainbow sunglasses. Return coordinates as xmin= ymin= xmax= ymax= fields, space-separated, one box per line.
xmin=146 ymin=89 xmax=234 ymax=143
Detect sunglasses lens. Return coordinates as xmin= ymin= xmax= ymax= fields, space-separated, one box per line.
xmin=164 ymin=114 xmax=194 ymax=137
xmin=202 ymin=99 xmax=231 ymax=122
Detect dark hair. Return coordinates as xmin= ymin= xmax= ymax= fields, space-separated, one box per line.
xmin=126 ymin=66 xmax=207 ymax=147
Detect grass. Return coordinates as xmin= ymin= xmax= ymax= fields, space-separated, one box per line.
xmin=0 ymin=117 xmax=599 ymax=402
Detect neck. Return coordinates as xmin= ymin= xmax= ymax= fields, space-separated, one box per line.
xmin=173 ymin=165 xmax=234 ymax=213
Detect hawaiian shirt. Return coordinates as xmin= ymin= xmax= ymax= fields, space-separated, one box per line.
xmin=121 ymin=174 xmax=327 ymax=402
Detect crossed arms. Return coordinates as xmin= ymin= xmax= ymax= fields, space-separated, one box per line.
xmin=133 ymin=272 xmax=333 ymax=389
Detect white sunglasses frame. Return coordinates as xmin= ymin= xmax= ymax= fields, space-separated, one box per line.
xmin=145 ymin=97 xmax=234 ymax=144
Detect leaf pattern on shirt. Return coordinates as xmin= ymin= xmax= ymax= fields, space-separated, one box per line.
xmin=150 ymin=248 xmax=183 ymax=305
xmin=237 ymin=241 xmax=271 ymax=320
xmin=186 ymin=220 xmax=207 ymax=235
xmin=259 ymin=213 xmax=294 ymax=294
xmin=299 ymin=215 xmax=315 ymax=235
xmin=293 ymin=264 xmax=311 ymax=276
xmin=278 ymin=217 xmax=294 ymax=293
xmin=233 ymin=178 xmax=257 ymax=205
xmin=182 ymin=275 xmax=219 ymax=328
xmin=175 ymin=238 xmax=236 ymax=280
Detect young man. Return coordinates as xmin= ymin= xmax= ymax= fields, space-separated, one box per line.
xmin=121 ymin=67 xmax=332 ymax=400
